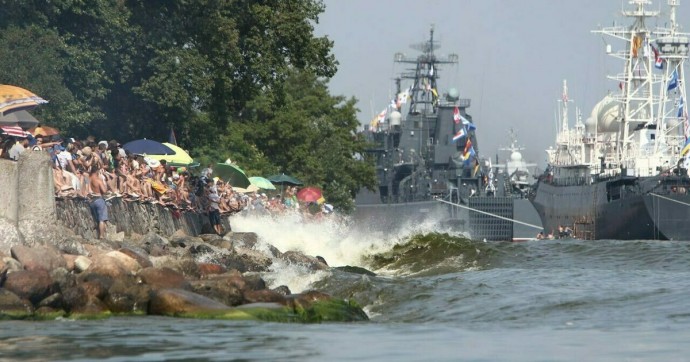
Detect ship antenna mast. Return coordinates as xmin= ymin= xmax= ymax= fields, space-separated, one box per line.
xmin=394 ymin=25 xmax=458 ymax=116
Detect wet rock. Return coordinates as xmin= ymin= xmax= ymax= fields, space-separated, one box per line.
xmin=54 ymin=238 xmax=88 ymax=256
xmin=316 ymin=256 xmax=328 ymax=266
xmin=148 ymin=288 xmax=232 ymax=316
xmin=140 ymin=232 xmax=170 ymax=254
xmin=204 ymin=238 xmax=233 ymax=250
xmin=199 ymin=234 xmax=221 ymax=243
xmin=287 ymin=290 xmax=333 ymax=310
xmin=281 ymin=251 xmax=329 ymax=271
xmin=78 ymin=273 xmax=114 ymax=300
xmin=0 ymin=288 xmax=33 ymax=317
xmin=198 ymin=263 xmax=227 ymax=277
xmin=138 ymin=267 xmax=191 ymax=290
xmin=226 ymin=232 xmax=259 ymax=248
xmin=189 ymin=243 xmax=215 ymax=255
xmin=242 ymin=273 xmax=267 ymax=291
xmin=71 ymin=295 xmax=109 ymax=316
xmin=88 ymin=253 xmax=131 ymax=278
xmin=61 ymin=286 xmax=88 ymax=313
xmin=149 ymin=256 xmax=200 ymax=279
xmin=272 ymin=285 xmax=292 ymax=296
xmin=104 ymin=277 xmax=151 ymax=314
xmin=190 ymin=277 xmax=244 ymax=307
xmin=50 ymin=268 xmax=76 ymax=293
xmin=243 ymin=289 xmax=287 ymax=305
xmin=225 ymin=248 xmax=272 ymax=272
xmin=116 ymin=247 xmax=153 ymax=268
xmin=37 ymin=292 xmax=64 ymax=310
xmin=334 ymin=265 xmax=377 ymax=276
xmin=10 ymin=245 xmax=66 ymax=272
xmin=3 ymin=270 xmax=57 ymax=305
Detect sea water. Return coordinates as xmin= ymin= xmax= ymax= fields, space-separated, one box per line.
xmin=3 ymin=214 xmax=690 ymax=361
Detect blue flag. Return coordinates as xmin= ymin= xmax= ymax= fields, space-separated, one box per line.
xmin=679 ymin=98 xmax=685 ymax=118
xmin=668 ymin=70 xmax=679 ymax=91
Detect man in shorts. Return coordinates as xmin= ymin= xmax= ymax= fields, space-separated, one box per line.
xmin=207 ymin=184 xmax=223 ymax=235
xmin=88 ymin=162 xmax=109 ymax=239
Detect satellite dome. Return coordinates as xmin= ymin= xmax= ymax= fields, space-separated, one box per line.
xmin=591 ymin=95 xmax=619 ymax=133
xmin=510 ymin=151 xmax=522 ymax=162
xmin=447 ymin=88 xmax=459 ymax=101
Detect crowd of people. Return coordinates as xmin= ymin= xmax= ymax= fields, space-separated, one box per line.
xmin=1 ymin=132 xmax=334 ymax=238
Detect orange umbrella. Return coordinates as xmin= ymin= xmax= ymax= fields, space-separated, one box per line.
xmin=29 ymin=125 xmax=60 ymax=137
xmin=0 ymin=85 xmax=48 ymax=116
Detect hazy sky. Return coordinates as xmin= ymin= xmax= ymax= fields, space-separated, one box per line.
xmin=314 ymin=0 xmax=690 ymax=167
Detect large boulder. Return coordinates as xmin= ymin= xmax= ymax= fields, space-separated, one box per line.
xmin=10 ymin=245 xmax=66 ymax=272
xmin=104 ymin=277 xmax=151 ymax=314
xmin=0 ymin=289 xmax=33 ymax=317
xmin=148 ymin=288 xmax=232 ymax=316
xmin=281 ymin=251 xmax=329 ymax=271
xmin=189 ymin=277 xmax=244 ymax=307
xmin=137 ymin=267 xmax=191 ymax=290
xmin=117 ymin=247 xmax=153 ymax=268
xmin=3 ymin=270 xmax=57 ymax=305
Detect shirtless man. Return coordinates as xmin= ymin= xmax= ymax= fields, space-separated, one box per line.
xmin=89 ymin=162 xmax=109 ymax=239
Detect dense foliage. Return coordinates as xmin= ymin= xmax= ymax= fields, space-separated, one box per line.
xmin=0 ymin=0 xmax=375 ymax=211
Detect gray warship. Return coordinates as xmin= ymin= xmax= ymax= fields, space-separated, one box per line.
xmin=530 ymin=0 xmax=690 ymax=240
xmin=354 ymin=27 xmax=541 ymax=241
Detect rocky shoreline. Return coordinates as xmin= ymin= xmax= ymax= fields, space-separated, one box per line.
xmin=0 ymin=229 xmax=368 ymax=322
xmin=0 ymin=153 xmax=368 ymax=322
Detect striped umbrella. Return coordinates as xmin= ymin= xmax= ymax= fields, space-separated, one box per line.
xmin=1 ymin=125 xmax=29 ymax=137
xmin=0 ymin=85 xmax=48 ymax=116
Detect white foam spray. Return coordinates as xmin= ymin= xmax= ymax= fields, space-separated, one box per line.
xmin=228 ymin=212 xmax=468 ymax=292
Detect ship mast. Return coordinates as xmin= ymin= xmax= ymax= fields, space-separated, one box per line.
xmin=654 ymin=0 xmax=689 ymax=159
xmin=394 ymin=25 xmax=458 ymax=116
xmin=593 ymin=0 xmax=667 ymax=172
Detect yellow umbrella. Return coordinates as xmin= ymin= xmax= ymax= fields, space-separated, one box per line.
xmin=147 ymin=142 xmax=196 ymax=166
xmin=0 ymin=85 xmax=48 ymax=116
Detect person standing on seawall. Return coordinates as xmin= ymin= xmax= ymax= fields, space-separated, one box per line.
xmin=88 ymin=162 xmax=109 ymax=239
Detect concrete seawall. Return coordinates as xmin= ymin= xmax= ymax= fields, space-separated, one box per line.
xmin=0 ymin=152 xmax=226 ymax=252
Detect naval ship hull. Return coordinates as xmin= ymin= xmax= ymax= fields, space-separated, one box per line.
xmin=354 ymin=190 xmax=541 ymax=241
xmin=530 ymin=177 xmax=690 ymax=240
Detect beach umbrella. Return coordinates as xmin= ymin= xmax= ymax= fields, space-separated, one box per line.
xmin=249 ymin=176 xmax=276 ymax=190
xmin=297 ymin=187 xmax=323 ymax=203
xmin=268 ymin=173 xmax=303 ymax=186
xmin=232 ymin=184 xmax=260 ymax=193
xmin=123 ymin=139 xmax=174 ymax=155
xmin=28 ymin=125 xmax=60 ymax=137
xmin=147 ymin=142 xmax=197 ymax=167
xmin=0 ymin=110 xmax=39 ymax=129
xmin=0 ymin=85 xmax=48 ymax=116
xmin=215 ymin=162 xmax=251 ymax=189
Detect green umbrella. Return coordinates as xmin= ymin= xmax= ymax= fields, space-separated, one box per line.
xmin=249 ymin=176 xmax=276 ymax=190
xmin=214 ymin=162 xmax=251 ymax=188
xmin=268 ymin=173 xmax=303 ymax=186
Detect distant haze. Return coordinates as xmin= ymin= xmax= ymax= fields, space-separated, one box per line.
xmin=315 ymin=0 xmax=690 ymax=168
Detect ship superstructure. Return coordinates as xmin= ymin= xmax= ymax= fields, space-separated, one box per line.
xmin=355 ymin=27 xmax=541 ymax=241
xmin=531 ymin=0 xmax=690 ymax=240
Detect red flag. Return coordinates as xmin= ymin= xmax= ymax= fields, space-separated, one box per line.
xmin=453 ymin=107 xmax=460 ymax=124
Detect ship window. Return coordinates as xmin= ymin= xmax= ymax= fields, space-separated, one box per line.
xmin=650 ymin=134 xmax=655 ymax=140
